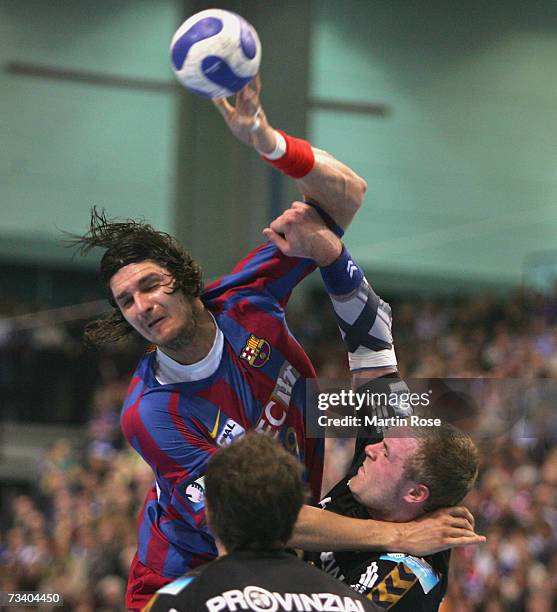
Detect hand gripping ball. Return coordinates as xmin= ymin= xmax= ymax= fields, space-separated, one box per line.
xmin=170 ymin=9 xmax=261 ymax=98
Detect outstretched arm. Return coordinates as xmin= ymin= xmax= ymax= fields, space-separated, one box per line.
xmin=291 ymin=504 xmax=485 ymax=556
xmin=213 ymin=76 xmax=367 ymax=230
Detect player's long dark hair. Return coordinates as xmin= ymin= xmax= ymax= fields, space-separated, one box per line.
xmin=67 ymin=207 xmax=203 ymax=346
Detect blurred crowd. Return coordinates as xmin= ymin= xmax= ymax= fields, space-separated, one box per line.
xmin=1 ymin=285 xmax=557 ymax=610
xmin=0 ymin=297 xmax=142 ymax=425
xmin=444 ymin=440 xmax=557 ymax=612
xmin=297 ymin=284 xmax=557 ymax=381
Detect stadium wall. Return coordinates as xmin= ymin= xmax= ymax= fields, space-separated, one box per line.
xmin=309 ymin=0 xmax=557 ymax=288
xmin=1 ymin=0 xmax=556 ymax=298
xmin=0 ymin=0 xmax=181 ymax=267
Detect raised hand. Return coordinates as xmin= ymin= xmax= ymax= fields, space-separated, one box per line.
xmin=212 ymin=75 xmax=276 ymax=154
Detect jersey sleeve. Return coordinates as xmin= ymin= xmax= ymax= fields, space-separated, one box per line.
xmin=203 ymin=241 xmax=316 ymax=310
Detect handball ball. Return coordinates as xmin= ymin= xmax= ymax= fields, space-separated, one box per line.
xmin=170 ymin=9 xmax=261 ymax=98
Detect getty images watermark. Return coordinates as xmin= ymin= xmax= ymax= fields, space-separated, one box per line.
xmin=316 ymin=388 xmax=439 ymax=429
xmin=305 ymin=378 xmax=556 ymax=439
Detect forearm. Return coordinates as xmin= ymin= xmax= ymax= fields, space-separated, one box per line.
xmin=256 ymin=127 xmax=367 ymax=230
xmin=294 ymin=147 xmax=367 ymax=230
xmin=320 ymin=245 xmax=398 ymax=369
xmin=290 ymin=504 xmax=485 ymax=556
xmin=289 ymin=504 xmax=399 ymax=552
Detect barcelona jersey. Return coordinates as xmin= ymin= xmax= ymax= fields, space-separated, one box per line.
xmin=121 ymin=242 xmax=324 ymax=578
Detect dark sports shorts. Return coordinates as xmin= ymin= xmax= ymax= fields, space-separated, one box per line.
xmin=126 ymin=552 xmax=174 ymax=610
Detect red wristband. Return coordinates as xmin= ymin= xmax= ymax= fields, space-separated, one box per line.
xmin=262 ymin=130 xmax=315 ymax=179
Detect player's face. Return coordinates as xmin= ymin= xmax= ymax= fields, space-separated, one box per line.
xmin=110 ymin=261 xmax=197 ymax=348
xmin=348 ymin=435 xmax=420 ymax=517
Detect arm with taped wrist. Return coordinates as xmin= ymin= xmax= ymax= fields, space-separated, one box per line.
xmin=320 ymin=247 xmax=413 ymax=439
xmin=256 ymin=128 xmax=367 ymax=231
xmin=320 ymin=245 xmax=397 ymax=372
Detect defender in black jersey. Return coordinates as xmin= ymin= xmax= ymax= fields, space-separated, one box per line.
xmin=309 ymin=351 xmax=479 ymax=609
xmin=317 ymin=487 xmax=449 ymax=610
xmin=262 ymin=207 xmax=481 ymax=610
xmin=143 ymin=433 xmax=381 ymax=612
xmin=144 ymin=549 xmax=381 ymax=612
xmin=314 ymin=418 xmax=477 ymax=610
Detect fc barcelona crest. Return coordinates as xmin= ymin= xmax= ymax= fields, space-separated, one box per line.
xmin=240 ymin=334 xmax=271 ymax=368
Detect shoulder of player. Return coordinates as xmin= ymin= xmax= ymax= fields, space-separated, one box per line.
xmin=200 ymin=288 xmax=286 ymax=337
xmin=153 ymin=554 xmax=377 ymax=611
xmin=123 ymin=352 xmax=163 ymax=396
xmin=202 ymin=241 xmax=314 ymax=303
xmin=201 ymin=243 xmax=280 ymax=298
xmin=124 ymin=353 xmax=154 ymax=387
xmin=262 ymin=553 xmax=380 ymax=603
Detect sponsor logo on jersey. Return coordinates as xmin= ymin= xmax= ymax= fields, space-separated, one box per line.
xmin=240 ymin=334 xmax=271 ymax=368
xmin=255 ymin=362 xmax=300 ymax=436
xmin=209 ymin=409 xmax=222 ymax=439
xmin=205 ymin=586 xmax=365 ymax=612
xmin=283 ymin=426 xmax=299 ymax=455
xmin=177 ymin=475 xmax=206 ymax=512
xmin=217 ymin=418 xmax=246 ymax=447
xmin=256 ymin=399 xmax=288 ymax=435
xmin=368 ymin=562 xmax=418 ymax=606
xmin=352 ymin=562 xmax=379 ymax=594
xmin=185 ymin=478 xmax=204 ymax=504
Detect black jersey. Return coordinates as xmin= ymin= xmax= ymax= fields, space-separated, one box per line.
xmin=315 ymin=476 xmax=450 ymax=611
xmin=309 ymin=374 xmax=450 ymax=610
xmin=143 ymin=549 xmax=382 ymax=612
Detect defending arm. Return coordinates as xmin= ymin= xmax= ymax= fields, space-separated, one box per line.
xmin=320 ymin=245 xmax=398 ymax=376
xmin=264 ymin=204 xmax=397 ymax=382
xmin=291 ymin=504 xmax=485 ymax=555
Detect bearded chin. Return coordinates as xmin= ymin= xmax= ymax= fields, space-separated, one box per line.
xmin=160 ymin=309 xmax=198 ymax=353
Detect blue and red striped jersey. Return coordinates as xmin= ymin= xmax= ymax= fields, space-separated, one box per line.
xmin=121 ymin=242 xmax=324 ymax=578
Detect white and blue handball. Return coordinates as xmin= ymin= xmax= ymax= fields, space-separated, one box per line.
xmin=170 ymin=9 xmax=261 ymax=99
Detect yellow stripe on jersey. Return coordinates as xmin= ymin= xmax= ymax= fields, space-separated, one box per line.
xmin=367 ymin=562 xmax=418 ymax=609
xmin=141 ymin=594 xmax=157 ymax=611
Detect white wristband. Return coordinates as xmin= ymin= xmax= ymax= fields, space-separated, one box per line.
xmin=348 ymin=346 xmax=398 ymax=371
xmin=258 ymin=130 xmax=287 ymax=160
